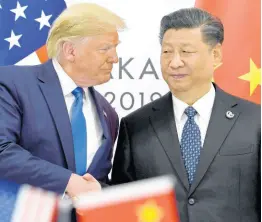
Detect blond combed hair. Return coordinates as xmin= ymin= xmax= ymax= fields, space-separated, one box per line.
xmin=46 ymin=3 xmax=126 ymax=58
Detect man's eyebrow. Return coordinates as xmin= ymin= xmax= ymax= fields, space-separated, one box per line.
xmin=102 ymin=41 xmax=121 ymax=47
xmin=162 ymin=42 xmax=193 ymax=47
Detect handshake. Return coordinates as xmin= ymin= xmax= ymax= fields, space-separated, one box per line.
xmin=66 ymin=173 xmax=101 ymax=199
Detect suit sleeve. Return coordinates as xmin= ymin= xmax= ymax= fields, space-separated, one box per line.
xmin=111 ymin=118 xmax=135 ymax=184
xmin=0 ymin=78 xmax=72 ymax=194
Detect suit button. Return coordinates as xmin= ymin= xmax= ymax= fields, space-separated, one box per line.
xmin=188 ymin=198 xmax=195 ymax=205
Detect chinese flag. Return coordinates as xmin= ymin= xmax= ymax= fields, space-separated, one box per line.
xmin=195 ymin=0 xmax=261 ymax=104
xmin=75 ymin=176 xmax=180 ymax=222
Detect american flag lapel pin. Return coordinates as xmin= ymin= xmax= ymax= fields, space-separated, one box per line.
xmin=103 ymin=110 xmax=107 ymax=118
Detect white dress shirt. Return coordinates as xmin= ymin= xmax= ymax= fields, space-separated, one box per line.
xmin=52 ymin=59 xmax=103 ymax=170
xmin=172 ymin=85 xmax=216 ymax=146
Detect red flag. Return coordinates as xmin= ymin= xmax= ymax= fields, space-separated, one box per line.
xmin=195 ymin=0 xmax=261 ymax=104
xmin=75 ymin=176 xmax=180 ymax=222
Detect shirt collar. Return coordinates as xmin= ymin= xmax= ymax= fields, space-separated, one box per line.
xmin=172 ymin=94 xmax=188 ymax=122
xmin=193 ymin=84 xmax=215 ymax=123
xmin=52 ymin=59 xmax=88 ymax=99
xmin=172 ymin=84 xmax=215 ymax=122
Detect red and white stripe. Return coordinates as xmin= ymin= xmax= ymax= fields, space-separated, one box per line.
xmin=11 ymin=185 xmax=57 ymax=222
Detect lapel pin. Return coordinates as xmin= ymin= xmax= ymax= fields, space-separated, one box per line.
xmin=226 ymin=111 xmax=234 ymax=119
xmin=103 ymin=110 xmax=107 ymax=118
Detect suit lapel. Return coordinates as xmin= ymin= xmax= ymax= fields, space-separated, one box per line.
xmin=150 ymin=93 xmax=190 ymax=191
xmin=189 ymin=86 xmax=240 ymax=196
xmin=89 ymin=87 xmax=111 ymax=140
xmin=87 ymin=88 xmax=112 ymax=176
xmin=37 ymin=60 xmax=76 ymax=172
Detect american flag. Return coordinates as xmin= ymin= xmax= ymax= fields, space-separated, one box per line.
xmin=0 ymin=180 xmax=59 ymax=222
xmin=0 ymin=0 xmax=66 ymax=66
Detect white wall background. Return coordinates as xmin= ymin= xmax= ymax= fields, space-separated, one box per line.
xmin=17 ymin=0 xmax=196 ymax=118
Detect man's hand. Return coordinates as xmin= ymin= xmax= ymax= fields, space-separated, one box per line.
xmin=82 ymin=173 xmax=101 ymax=191
xmin=66 ymin=173 xmax=101 ymax=198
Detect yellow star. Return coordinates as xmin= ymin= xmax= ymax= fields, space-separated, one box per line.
xmin=136 ymin=200 xmax=164 ymax=222
xmin=239 ymin=58 xmax=261 ymax=96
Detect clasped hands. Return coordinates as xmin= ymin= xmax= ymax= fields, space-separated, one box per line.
xmin=66 ymin=173 xmax=101 ymax=200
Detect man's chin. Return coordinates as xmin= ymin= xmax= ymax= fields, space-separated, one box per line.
xmin=168 ymin=82 xmax=192 ymax=93
xmin=95 ymin=75 xmax=111 ymax=86
xmin=103 ymin=74 xmax=111 ymax=82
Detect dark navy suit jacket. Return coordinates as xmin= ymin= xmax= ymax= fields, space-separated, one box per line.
xmin=0 ymin=60 xmax=119 ymax=194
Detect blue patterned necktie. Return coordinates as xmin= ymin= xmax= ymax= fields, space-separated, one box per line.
xmin=71 ymin=87 xmax=87 ymax=175
xmin=180 ymin=106 xmax=201 ymax=185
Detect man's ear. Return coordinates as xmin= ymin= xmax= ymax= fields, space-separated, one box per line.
xmin=61 ymin=41 xmax=76 ymax=62
xmin=212 ymin=43 xmax=222 ymax=69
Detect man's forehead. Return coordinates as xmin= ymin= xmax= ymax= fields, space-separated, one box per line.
xmin=163 ymin=27 xmax=202 ymax=38
xmin=162 ymin=28 xmax=203 ymax=46
xmin=91 ymin=33 xmax=120 ymax=43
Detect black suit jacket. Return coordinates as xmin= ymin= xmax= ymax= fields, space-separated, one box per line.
xmin=111 ymin=85 xmax=260 ymax=222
